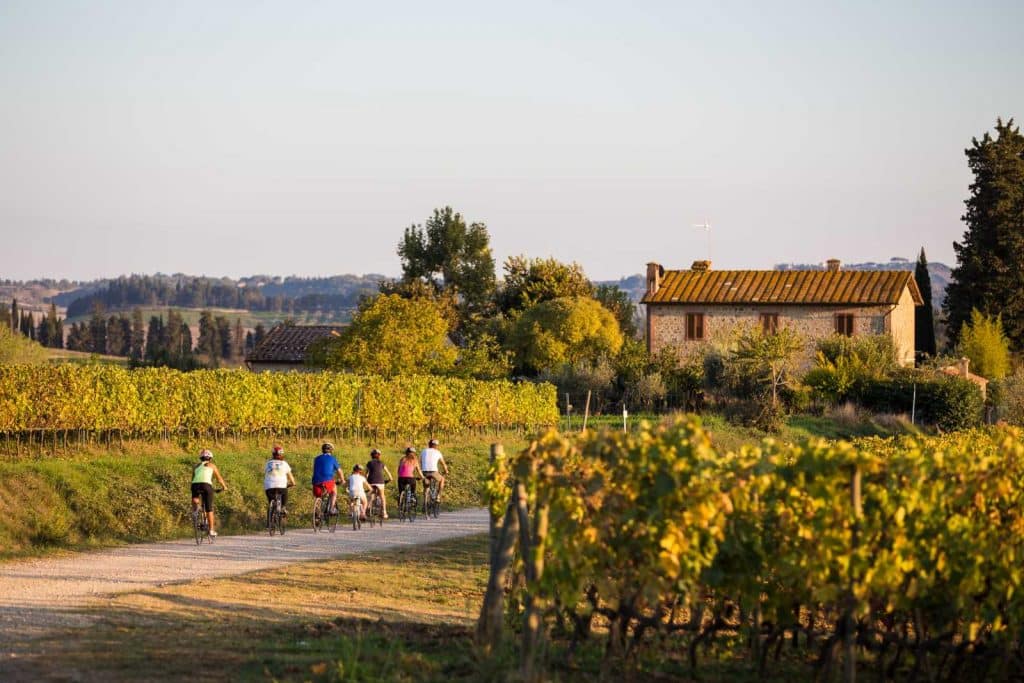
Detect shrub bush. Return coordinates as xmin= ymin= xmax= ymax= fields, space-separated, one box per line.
xmin=858 ymin=369 xmax=983 ymax=431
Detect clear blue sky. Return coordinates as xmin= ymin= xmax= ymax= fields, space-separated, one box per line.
xmin=1 ymin=1 xmax=1021 ymax=281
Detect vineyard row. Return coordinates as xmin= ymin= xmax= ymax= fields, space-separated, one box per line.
xmin=0 ymin=365 xmax=558 ymax=437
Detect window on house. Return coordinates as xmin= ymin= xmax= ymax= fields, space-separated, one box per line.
xmin=760 ymin=313 xmax=779 ymax=335
xmin=835 ymin=314 xmax=855 ymax=337
xmin=685 ymin=313 xmax=705 ymax=340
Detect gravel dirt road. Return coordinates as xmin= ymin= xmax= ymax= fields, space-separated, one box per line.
xmin=0 ymin=507 xmax=489 ymax=646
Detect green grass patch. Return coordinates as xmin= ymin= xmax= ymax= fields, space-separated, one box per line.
xmin=0 ymin=433 xmax=524 ymax=559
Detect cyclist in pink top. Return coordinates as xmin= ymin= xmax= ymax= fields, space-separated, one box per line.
xmin=396 ymin=447 xmax=423 ymax=502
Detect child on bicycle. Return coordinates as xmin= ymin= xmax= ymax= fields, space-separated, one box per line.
xmin=397 ymin=446 xmax=423 ymax=505
xmin=191 ymin=449 xmax=228 ymax=537
xmin=365 ymin=448 xmax=393 ymax=519
xmin=347 ymin=464 xmax=371 ymax=522
xmin=312 ymin=442 xmax=343 ymax=514
xmin=263 ymin=445 xmax=296 ymax=518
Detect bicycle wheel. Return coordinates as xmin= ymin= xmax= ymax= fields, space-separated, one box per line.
xmin=192 ymin=508 xmax=203 ymax=545
xmin=351 ymin=500 xmax=359 ymax=531
xmin=276 ymin=499 xmax=286 ymax=536
xmin=408 ymin=492 xmax=418 ymax=522
xmin=370 ymin=494 xmax=382 ymax=527
xmin=428 ymin=481 xmax=440 ymax=518
xmin=312 ymin=497 xmax=323 ymax=533
xmin=267 ymin=503 xmax=276 ymax=536
xmin=328 ymin=498 xmax=338 ymax=533
xmin=397 ymin=490 xmax=408 ymax=522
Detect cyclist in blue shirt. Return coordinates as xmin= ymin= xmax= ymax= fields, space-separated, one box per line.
xmin=312 ymin=442 xmax=343 ymax=515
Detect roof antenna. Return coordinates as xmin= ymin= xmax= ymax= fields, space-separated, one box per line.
xmin=692 ymin=220 xmax=711 ymax=262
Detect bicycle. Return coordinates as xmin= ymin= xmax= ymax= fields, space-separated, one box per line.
xmin=191 ymin=487 xmax=222 ymax=545
xmin=424 ymin=476 xmax=441 ymax=519
xmin=368 ymin=485 xmax=386 ymax=527
xmin=398 ymin=483 xmax=418 ymax=523
xmin=350 ymin=495 xmax=365 ymax=531
xmin=192 ymin=506 xmax=212 ymax=544
xmin=268 ymin=491 xmax=286 ymax=536
xmin=312 ymin=486 xmax=339 ymax=533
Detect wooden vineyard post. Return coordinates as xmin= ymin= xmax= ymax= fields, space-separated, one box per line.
xmin=845 ymin=466 xmax=863 ymax=683
xmin=488 ymin=444 xmax=504 ymax=563
xmin=476 ymin=460 xmax=520 ymax=654
xmin=582 ymin=390 xmax=591 ymax=432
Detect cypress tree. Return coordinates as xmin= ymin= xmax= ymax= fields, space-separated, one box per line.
xmin=944 ymin=118 xmax=1024 ymax=350
xmin=89 ymin=304 xmax=107 ymax=354
xmin=234 ymin=318 xmax=244 ymax=358
xmin=145 ymin=315 xmax=166 ymax=363
xmin=130 ymin=308 xmax=145 ymax=360
xmin=914 ymin=248 xmax=937 ymax=359
xmin=106 ymin=314 xmax=125 ymax=356
xmin=45 ymin=304 xmax=61 ymax=349
xmin=10 ymin=298 xmax=18 ymax=332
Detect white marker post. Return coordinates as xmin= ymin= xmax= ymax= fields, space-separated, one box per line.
xmin=623 ymin=405 xmax=628 ymax=433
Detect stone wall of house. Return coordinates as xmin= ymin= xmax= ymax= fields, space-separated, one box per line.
xmin=647 ymin=297 xmax=916 ymax=367
xmin=889 ymin=286 xmax=917 ymax=366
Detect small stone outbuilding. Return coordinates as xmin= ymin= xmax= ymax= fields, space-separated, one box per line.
xmin=641 ymin=259 xmax=923 ymax=366
xmin=245 ymin=324 xmax=345 ymax=372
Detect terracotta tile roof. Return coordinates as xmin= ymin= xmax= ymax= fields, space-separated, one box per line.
xmin=246 ymin=324 xmax=345 ymax=363
xmin=642 ymin=269 xmax=923 ymax=306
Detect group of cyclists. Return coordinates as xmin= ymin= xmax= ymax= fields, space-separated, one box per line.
xmin=189 ymin=439 xmax=451 ymax=536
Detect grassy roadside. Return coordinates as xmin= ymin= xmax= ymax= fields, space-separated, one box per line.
xmin=0 ymin=434 xmax=527 ymax=560
xmin=4 ymin=534 xmax=494 ymax=682
xmin=4 ymin=533 xmax=805 ymax=682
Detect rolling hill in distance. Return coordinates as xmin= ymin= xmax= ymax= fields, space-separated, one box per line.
xmin=1 ymin=257 xmax=950 ymax=325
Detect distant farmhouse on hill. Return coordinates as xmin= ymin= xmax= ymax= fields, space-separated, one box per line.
xmin=641 ymin=259 xmax=923 ymax=366
xmin=245 ymin=324 xmax=344 ymax=372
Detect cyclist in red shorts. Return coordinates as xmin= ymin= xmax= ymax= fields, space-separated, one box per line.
xmin=311 ymin=442 xmax=343 ymax=514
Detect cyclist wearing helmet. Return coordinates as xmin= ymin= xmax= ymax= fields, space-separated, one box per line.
xmin=365 ymin=448 xmax=394 ymax=519
xmin=347 ymin=463 xmax=371 ymax=521
xmin=191 ymin=449 xmax=228 ymax=537
xmin=396 ymin=446 xmax=423 ymax=502
xmin=420 ymin=438 xmax=449 ymax=508
xmin=312 ymin=442 xmax=343 ymax=515
xmin=263 ymin=445 xmax=296 ymax=517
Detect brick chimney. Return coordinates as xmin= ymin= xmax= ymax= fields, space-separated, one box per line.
xmin=646 ymin=262 xmax=664 ymax=296
xmin=826 ymin=259 xmax=841 ymax=272
xmin=691 ymin=260 xmax=711 ymax=272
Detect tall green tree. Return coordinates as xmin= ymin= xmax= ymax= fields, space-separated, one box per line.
xmin=594 ymin=284 xmax=638 ymax=339
xmin=145 ymin=315 xmax=166 ymax=362
xmin=88 ymin=304 xmax=107 ymax=354
xmin=507 ymin=296 xmax=623 ymax=374
xmin=106 ymin=314 xmax=126 ymax=356
xmin=396 ymin=206 xmax=496 ymax=319
xmin=944 ymin=118 xmax=1024 ymax=350
xmin=197 ymin=310 xmax=220 ymax=366
xmin=914 ymin=248 xmax=937 ymax=359
xmin=45 ymin=303 xmax=62 ymax=349
xmin=130 ymin=308 xmax=145 ymax=360
xmin=319 ymin=294 xmax=456 ymax=377
xmin=498 ymin=256 xmax=593 ymax=315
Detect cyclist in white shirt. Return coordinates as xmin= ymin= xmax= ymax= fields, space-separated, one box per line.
xmin=348 ymin=464 xmax=371 ymax=521
xmin=264 ymin=445 xmax=296 ymax=516
xmin=420 ymin=438 xmax=449 ymax=506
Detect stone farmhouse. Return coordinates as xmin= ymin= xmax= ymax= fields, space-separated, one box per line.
xmin=245 ymin=324 xmax=344 ymax=372
xmin=641 ymin=259 xmax=923 ymax=366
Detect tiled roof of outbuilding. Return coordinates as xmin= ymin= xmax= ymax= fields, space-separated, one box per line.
xmin=246 ymin=325 xmax=345 ymax=363
xmin=642 ymin=270 xmax=923 ymax=306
